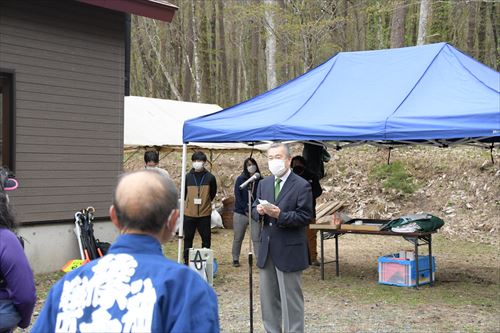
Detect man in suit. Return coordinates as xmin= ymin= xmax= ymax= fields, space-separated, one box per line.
xmin=252 ymin=143 xmax=314 ymax=333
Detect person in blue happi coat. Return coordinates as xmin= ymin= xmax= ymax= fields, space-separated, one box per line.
xmin=32 ymin=169 xmax=219 ymax=333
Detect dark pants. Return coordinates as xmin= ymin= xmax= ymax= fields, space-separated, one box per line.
xmin=0 ymin=299 xmax=21 ymax=333
xmin=183 ymin=215 xmax=211 ymax=264
xmin=306 ymin=219 xmax=317 ymax=261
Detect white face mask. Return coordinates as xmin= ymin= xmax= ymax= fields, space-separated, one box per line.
xmin=247 ymin=165 xmax=257 ymax=174
xmin=268 ymin=159 xmax=287 ymax=177
xmin=193 ymin=161 xmax=204 ymax=171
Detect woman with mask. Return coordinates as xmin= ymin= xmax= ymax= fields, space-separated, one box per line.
xmin=231 ymin=157 xmax=262 ymax=267
xmin=0 ymin=169 xmax=36 ymax=333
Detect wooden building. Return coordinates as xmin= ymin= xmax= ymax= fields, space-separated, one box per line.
xmin=0 ymin=0 xmax=177 ymax=272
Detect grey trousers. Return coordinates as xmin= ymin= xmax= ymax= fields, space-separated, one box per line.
xmin=260 ymin=255 xmax=304 ymax=333
xmin=231 ymin=212 xmax=261 ymax=261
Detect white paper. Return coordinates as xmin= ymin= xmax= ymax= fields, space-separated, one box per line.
xmin=258 ymin=199 xmax=274 ymax=208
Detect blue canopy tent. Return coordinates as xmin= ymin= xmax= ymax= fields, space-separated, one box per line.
xmin=176 ymin=42 xmax=499 ymax=262
xmin=184 ymin=42 xmax=499 ymax=144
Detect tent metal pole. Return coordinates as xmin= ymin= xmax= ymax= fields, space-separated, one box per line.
xmin=178 ymin=143 xmax=188 ymax=263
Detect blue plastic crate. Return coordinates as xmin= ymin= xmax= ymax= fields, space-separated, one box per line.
xmin=378 ymin=253 xmax=436 ymax=287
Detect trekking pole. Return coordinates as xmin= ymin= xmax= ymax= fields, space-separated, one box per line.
xmin=247 ymin=184 xmax=254 ymax=333
xmin=74 ymin=212 xmax=85 ymax=260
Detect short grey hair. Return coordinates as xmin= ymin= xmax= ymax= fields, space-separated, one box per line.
xmin=268 ymin=142 xmax=291 ymax=157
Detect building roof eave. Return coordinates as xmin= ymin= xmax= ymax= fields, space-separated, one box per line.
xmin=78 ymin=0 xmax=178 ymax=22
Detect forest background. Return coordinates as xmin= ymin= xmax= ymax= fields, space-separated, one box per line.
xmin=130 ymin=0 xmax=498 ymax=107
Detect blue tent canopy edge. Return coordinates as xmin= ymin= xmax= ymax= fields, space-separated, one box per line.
xmin=183 ymin=42 xmax=500 ymax=145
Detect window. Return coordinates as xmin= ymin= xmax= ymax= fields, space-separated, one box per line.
xmin=0 ymin=72 xmax=14 ymax=171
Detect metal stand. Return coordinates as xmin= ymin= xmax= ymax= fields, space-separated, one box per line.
xmin=316 ymin=228 xmax=434 ymax=288
xmin=403 ymin=234 xmax=433 ymax=289
xmin=247 ymin=183 xmax=255 ymax=333
xmin=319 ymin=231 xmax=340 ymax=280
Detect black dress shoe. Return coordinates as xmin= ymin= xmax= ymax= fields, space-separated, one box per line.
xmin=232 ymin=260 xmax=240 ymax=267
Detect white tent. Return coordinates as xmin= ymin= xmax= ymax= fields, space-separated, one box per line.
xmin=124 ymin=96 xmax=268 ymax=151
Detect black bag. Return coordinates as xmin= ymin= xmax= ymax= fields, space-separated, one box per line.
xmin=302 ymin=142 xmax=330 ymax=180
xmin=96 ymin=240 xmax=111 ymax=256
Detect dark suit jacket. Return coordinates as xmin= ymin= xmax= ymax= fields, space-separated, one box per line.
xmin=251 ymin=171 xmax=314 ymax=272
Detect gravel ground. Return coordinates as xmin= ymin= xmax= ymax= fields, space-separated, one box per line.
xmin=25 ymin=229 xmax=499 ymax=332
xmin=183 ymin=229 xmax=499 ymax=333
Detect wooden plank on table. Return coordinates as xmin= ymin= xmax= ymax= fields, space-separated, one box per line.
xmin=316 ymin=201 xmax=343 ymax=219
xmin=340 ymin=223 xmax=383 ymax=231
xmin=310 ymin=222 xmax=340 ymax=230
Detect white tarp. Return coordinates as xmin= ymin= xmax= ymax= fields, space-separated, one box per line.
xmin=125 ymin=96 xmax=268 ymax=150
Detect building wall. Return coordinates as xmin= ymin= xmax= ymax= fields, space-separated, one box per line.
xmin=0 ymin=0 xmax=125 ymax=272
xmin=20 ymin=221 xmax=119 ymax=273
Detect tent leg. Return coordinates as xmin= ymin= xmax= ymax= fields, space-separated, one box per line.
xmin=491 ymin=144 xmax=495 ymax=164
xmin=178 ymin=143 xmax=188 ymax=264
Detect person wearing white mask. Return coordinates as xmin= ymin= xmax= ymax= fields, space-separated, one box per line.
xmin=183 ymin=151 xmax=217 ymax=264
xmin=231 ymin=157 xmax=262 ymax=267
xmin=252 ymin=143 xmax=313 ymax=333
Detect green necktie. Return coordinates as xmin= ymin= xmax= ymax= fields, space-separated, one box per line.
xmin=274 ymin=178 xmax=282 ymax=200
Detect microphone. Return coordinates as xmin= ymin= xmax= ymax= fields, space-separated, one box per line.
xmin=239 ymin=173 xmax=261 ymax=189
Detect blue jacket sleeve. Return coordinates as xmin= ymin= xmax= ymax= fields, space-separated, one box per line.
xmin=165 ymin=271 xmax=220 ymax=333
xmin=31 ymin=283 xmax=58 ymax=332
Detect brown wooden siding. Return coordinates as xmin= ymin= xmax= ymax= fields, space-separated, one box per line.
xmin=0 ymin=0 xmax=125 ymax=223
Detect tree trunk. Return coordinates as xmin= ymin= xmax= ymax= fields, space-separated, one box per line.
xmin=198 ymin=0 xmax=212 ymax=102
xmin=229 ymin=21 xmax=239 ymax=104
xmin=466 ymin=1 xmax=477 ymax=56
xmin=211 ymin=0 xmax=218 ymax=103
xmin=143 ymin=19 xmax=182 ymax=100
xmin=278 ymin=0 xmax=288 ymax=81
xmin=191 ymin=1 xmax=202 ymax=102
xmin=265 ymin=0 xmax=277 ymax=90
xmin=352 ymin=2 xmax=365 ymax=50
xmin=417 ymin=0 xmax=429 ymax=45
xmin=341 ymin=0 xmax=348 ymax=50
xmin=183 ymin=3 xmax=194 ymax=101
xmin=238 ymin=29 xmax=248 ymax=101
xmin=477 ymin=1 xmax=487 ymax=63
xmin=390 ymin=0 xmax=407 ymax=48
xmin=490 ymin=2 xmax=498 ymax=70
xmin=217 ymin=0 xmax=229 ymax=105
xmin=250 ymin=0 xmax=261 ymax=96
xmin=376 ymin=3 xmax=384 ymax=49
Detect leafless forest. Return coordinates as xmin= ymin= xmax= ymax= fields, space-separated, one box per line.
xmin=131 ymin=0 xmax=498 ymax=107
